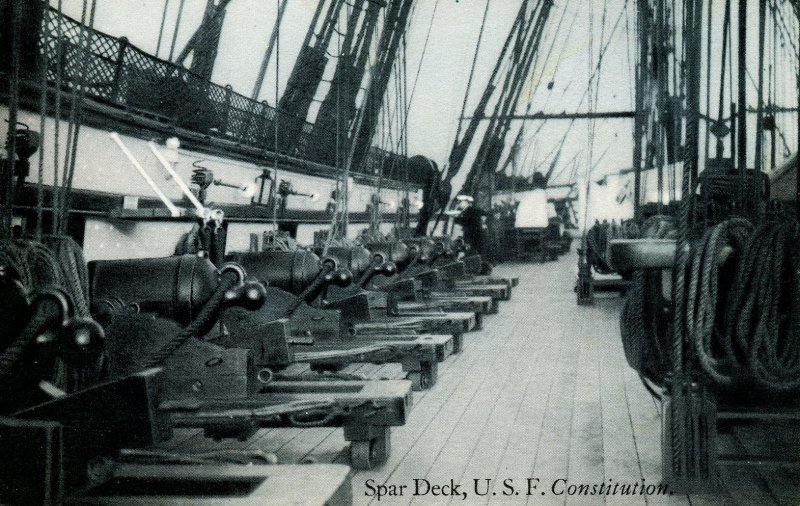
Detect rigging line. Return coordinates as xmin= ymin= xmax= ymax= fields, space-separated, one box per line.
xmin=272 ymin=0 xmax=280 ymax=229
xmin=36 ymin=7 xmax=52 ymax=241
xmin=443 ymin=0 xmax=530 ymax=185
xmin=376 ymin=0 xmax=440 ymax=165
xmin=582 ymin=1 xmax=596 ymax=236
xmin=550 ymin=149 xmax=582 ymax=183
xmin=168 ymin=0 xmax=186 ymax=62
xmin=327 ymin=0 xmax=346 ymax=247
xmin=4 ymin=0 xmax=21 ymax=235
xmin=452 ymin=0 xmax=491 ymax=146
xmin=56 ymin=0 xmax=90 ymax=234
xmin=590 ymin=0 xmax=611 ymax=117
xmin=717 ymin=0 xmax=731 ymax=128
xmin=51 ymin=0 xmax=64 ymax=234
xmin=770 ymin=0 xmax=799 ymax=62
xmin=704 ymin=0 xmax=713 ymax=167
xmin=528 ymin=0 xmax=571 ymax=99
xmin=60 ymin=0 xmax=98 ymax=235
xmin=520 ymin=0 xmax=576 ymax=144
xmin=755 ymin=0 xmax=767 ymax=175
xmin=252 ymin=0 xmax=289 ymax=100
xmin=624 ymin=0 xmax=634 ymax=111
xmin=405 ymin=0 xmax=440 ymax=115
xmin=403 ymin=33 xmax=409 ymax=209
xmin=535 ymin=0 xmax=631 ymax=173
xmin=156 ymin=0 xmax=171 ymax=58
xmin=470 ymin=0 xmax=548 ymax=195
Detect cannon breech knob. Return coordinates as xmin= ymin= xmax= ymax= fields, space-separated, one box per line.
xmin=223 ymin=279 xmax=267 ymax=311
xmin=375 ymin=261 xmax=397 ymax=277
xmin=324 ymin=268 xmax=353 ymax=288
xmin=59 ymin=317 xmax=105 ymax=367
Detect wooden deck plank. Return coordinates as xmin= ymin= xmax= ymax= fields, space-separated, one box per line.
xmin=352 ymin=309 xmax=521 ymax=505
xmin=621 ymin=367 xmax=700 ymax=506
xmin=426 ymin=322 xmax=542 ymax=504
xmin=564 ymin=311 xmax=605 ymax=506
xmin=270 ymin=427 xmax=338 ymax=465
xmin=526 ymin=326 xmax=581 ymax=506
xmin=596 ymin=306 xmax=648 ymax=506
xmin=387 ymin=322 xmax=524 ymax=504
xmin=487 ymin=327 xmax=563 ymax=505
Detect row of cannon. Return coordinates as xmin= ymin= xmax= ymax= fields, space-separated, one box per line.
xmin=0 ymin=233 xmax=516 ymax=503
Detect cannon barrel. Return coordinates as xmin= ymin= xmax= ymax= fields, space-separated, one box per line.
xmin=226 ymin=250 xmax=322 ymax=296
xmin=364 ymin=241 xmax=411 ymax=268
xmin=89 ymin=255 xmax=219 ymax=326
xmin=312 ymin=246 xmax=372 ymax=278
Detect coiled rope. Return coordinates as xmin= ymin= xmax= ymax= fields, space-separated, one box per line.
xmin=0 ymin=237 xmax=102 ymax=392
xmin=0 ymin=239 xmax=62 ymax=290
xmin=721 ymin=220 xmax=800 ymax=392
xmin=632 ymin=217 xmax=800 ymax=393
xmin=619 ymin=215 xmax=676 ymax=388
xmin=685 ymin=217 xmax=753 ymax=386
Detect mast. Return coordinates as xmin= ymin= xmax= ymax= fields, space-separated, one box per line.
xmin=174 ymin=0 xmax=234 ymax=81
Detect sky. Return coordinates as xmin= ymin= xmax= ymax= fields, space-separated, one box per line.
xmin=52 ymin=0 xmax=799 ymax=198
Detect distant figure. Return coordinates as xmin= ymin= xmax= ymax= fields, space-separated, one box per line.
xmin=454 ymin=196 xmax=486 ymax=255
xmin=410 ymin=155 xmax=450 ymax=236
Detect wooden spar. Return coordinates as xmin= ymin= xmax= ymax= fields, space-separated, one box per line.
xmin=464 ymin=111 xmax=636 ymax=121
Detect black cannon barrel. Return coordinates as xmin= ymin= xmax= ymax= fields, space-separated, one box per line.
xmin=89 ymin=254 xmax=219 ymax=326
xmin=364 ymin=241 xmax=411 ymax=268
xmin=402 ymin=238 xmax=440 ymax=264
xmin=226 ymin=250 xmax=321 ymax=296
xmin=312 ymin=246 xmax=373 ymax=278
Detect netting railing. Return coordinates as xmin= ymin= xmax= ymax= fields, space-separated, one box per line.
xmin=36 ymin=6 xmax=408 ymax=181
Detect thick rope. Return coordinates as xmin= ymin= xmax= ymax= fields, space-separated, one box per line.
xmin=685 ymin=218 xmax=753 ymax=386
xmin=619 ymin=215 xmax=676 ymax=388
xmin=0 ymin=239 xmax=62 ymax=291
xmin=44 ymin=235 xmax=90 ymax=317
xmin=721 ymin=220 xmax=800 ymax=392
xmin=142 ymin=270 xmax=239 ymax=368
xmin=283 ymin=263 xmax=335 ymax=317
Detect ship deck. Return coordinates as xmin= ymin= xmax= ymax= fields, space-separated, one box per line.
xmin=163 ymin=251 xmax=799 ymax=505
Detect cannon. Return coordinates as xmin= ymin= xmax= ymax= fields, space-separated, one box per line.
xmin=404 ymin=237 xmax=518 ymax=302
xmin=362 ymin=238 xmax=513 ymax=316
xmin=1 ymin=368 xmax=354 ymax=504
xmin=315 ymin=246 xmax=476 ymax=349
xmin=85 ymin=255 xmax=413 ymax=469
xmin=225 ymin=250 xmax=454 ymax=390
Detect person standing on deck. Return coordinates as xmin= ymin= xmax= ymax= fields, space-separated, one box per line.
xmin=410 ymin=155 xmax=451 ymax=236
xmin=454 ymin=195 xmax=487 ymax=255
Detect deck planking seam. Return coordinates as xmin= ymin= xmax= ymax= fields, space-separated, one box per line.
xmin=354 ymin=308 xmax=522 ymax=504
xmin=439 ymin=322 xmax=545 ymax=505
xmin=486 ymin=327 xmax=565 ymax=506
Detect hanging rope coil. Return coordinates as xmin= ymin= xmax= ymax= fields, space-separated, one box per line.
xmin=619 ymin=216 xmax=677 ymax=388
xmin=0 ymin=239 xmax=62 ymax=290
xmin=629 ymin=217 xmax=800 ymax=393
xmin=43 ymin=235 xmax=91 ymax=317
xmin=685 ymin=217 xmax=753 ymax=386
xmin=720 ymin=219 xmax=800 ymax=392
